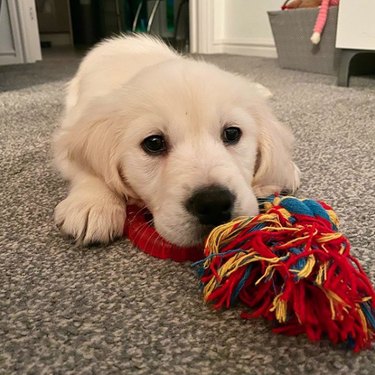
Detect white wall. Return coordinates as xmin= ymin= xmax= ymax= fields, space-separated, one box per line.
xmin=225 ymin=1 xmax=280 ymax=36
xmin=192 ymin=0 xmax=282 ymax=57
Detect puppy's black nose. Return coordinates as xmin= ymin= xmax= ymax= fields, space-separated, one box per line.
xmin=186 ymin=185 xmax=235 ymax=226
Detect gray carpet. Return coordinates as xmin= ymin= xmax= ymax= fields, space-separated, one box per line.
xmin=1 ymin=51 xmax=375 ymax=375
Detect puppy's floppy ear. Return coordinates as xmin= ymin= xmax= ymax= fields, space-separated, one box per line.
xmin=248 ymin=82 xmax=273 ymax=99
xmin=54 ymin=111 xmax=137 ymax=200
xmin=250 ymin=99 xmax=300 ymax=197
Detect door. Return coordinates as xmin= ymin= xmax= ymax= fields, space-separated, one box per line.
xmin=0 ymin=0 xmax=41 ymax=66
xmin=0 ymin=0 xmax=24 ymax=65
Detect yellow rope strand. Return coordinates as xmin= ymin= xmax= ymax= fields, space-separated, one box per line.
xmin=270 ymin=293 xmax=287 ymax=323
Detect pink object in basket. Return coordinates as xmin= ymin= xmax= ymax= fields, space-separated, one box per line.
xmin=311 ymin=0 xmax=340 ymax=44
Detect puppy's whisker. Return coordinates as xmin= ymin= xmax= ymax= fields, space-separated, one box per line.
xmin=146 ymin=228 xmax=163 ymax=255
xmin=127 ymin=206 xmax=151 ymax=226
xmin=135 ymin=206 xmax=149 ymax=216
xmin=130 ymin=212 xmax=160 ymax=253
xmin=131 ymin=221 xmax=148 ymax=240
xmin=131 ymin=220 xmax=153 ymax=246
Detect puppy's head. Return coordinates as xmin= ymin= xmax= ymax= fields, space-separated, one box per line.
xmin=59 ymin=59 xmax=299 ymax=246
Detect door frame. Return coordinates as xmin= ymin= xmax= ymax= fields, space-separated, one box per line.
xmin=189 ymin=0 xmax=218 ymax=54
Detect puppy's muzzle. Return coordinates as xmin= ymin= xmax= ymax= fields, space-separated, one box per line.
xmin=186 ymin=185 xmax=235 ymax=226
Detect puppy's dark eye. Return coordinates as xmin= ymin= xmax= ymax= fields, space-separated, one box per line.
xmin=222 ymin=126 xmax=242 ymax=145
xmin=141 ymin=135 xmax=167 ymax=155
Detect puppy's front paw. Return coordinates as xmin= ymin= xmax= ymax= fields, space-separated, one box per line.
xmin=55 ymin=193 xmax=126 ymax=245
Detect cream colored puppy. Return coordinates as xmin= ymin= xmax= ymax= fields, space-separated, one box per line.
xmin=53 ymin=34 xmax=300 ymax=247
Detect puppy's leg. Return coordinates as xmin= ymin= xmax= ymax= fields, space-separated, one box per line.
xmin=55 ymin=173 xmax=126 ymax=245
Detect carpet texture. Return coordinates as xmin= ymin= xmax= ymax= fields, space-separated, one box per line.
xmin=1 ymin=51 xmax=375 ymax=374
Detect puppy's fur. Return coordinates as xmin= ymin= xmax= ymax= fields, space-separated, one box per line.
xmin=53 ymin=35 xmax=300 ymax=246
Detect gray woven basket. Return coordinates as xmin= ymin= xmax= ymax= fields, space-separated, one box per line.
xmin=268 ymin=7 xmax=340 ymax=75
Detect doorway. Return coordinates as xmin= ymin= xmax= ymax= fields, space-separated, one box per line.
xmin=35 ymin=0 xmax=190 ymax=52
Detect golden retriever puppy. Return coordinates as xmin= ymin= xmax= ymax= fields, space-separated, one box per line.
xmin=53 ymin=34 xmax=300 ymax=247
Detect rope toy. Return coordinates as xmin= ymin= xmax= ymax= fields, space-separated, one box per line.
xmin=193 ymin=195 xmax=375 ymax=351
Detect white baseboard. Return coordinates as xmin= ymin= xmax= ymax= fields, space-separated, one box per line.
xmin=213 ymin=38 xmax=277 ymax=58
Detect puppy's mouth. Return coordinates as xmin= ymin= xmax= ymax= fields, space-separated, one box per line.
xmin=133 ymin=205 xmax=212 ymax=243
xmin=124 ymin=204 xmax=216 ymax=247
xmin=124 ymin=205 xmax=205 ymax=261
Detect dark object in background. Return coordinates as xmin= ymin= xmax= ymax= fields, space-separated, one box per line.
xmin=36 ymin=0 xmax=73 ymax=46
xmin=40 ymin=41 xmax=52 ymax=48
xmin=337 ymin=50 xmax=375 ymax=87
xmin=38 ymin=0 xmax=188 ymax=50
xmin=69 ymin=0 xmax=101 ymax=46
xmin=69 ymin=0 xmax=148 ymax=46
